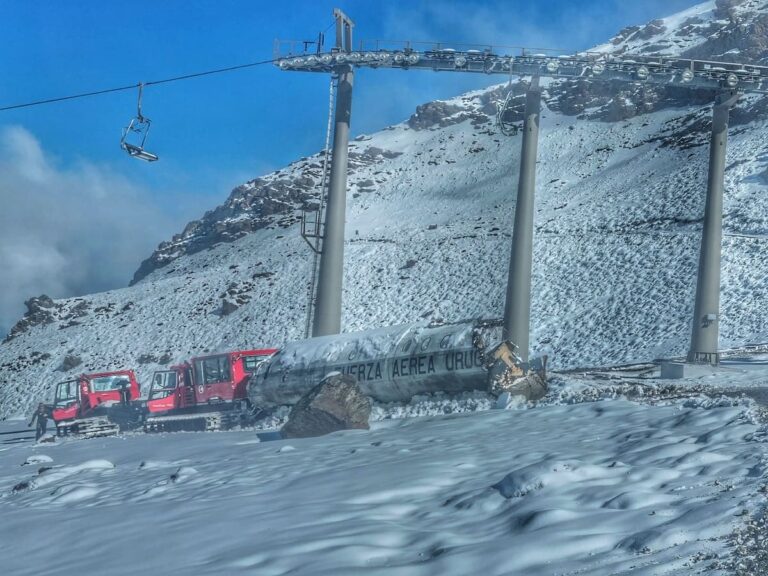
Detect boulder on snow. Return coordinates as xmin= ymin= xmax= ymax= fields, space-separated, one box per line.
xmin=58 ymin=354 xmax=83 ymax=372
xmin=137 ymin=353 xmax=158 ymax=365
xmin=281 ymin=374 xmax=371 ymax=439
xmin=220 ymin=299 xmax=239 ymax=316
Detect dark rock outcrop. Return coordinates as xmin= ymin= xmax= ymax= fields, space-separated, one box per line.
xmin=281 ymin=374 xmax=371 ymax=439
xmin=611 ymin=25 xmax=642 ymax=46
xmin=220 ymin=299 xmax=239 ymax=316
xmin=715 ymin=0 xmax=749 ymax=20
xmin=408 ymin=101 xmax=463 ymax=130
xmin=131 ymin=146 xmax=400 ymax=284
xmin=545 ymin=78 xmax=716 ymax=122
xmin=130 ymin=176 xmax=311 ymax=284
xmin=636 ymin=19 xmax=667 ymax=40
xmin=4 ymin=295 xmax=58 ymax=342
xmin=58 ymin=354 xmax=82 ymax=372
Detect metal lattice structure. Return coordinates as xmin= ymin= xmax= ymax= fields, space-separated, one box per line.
xmin=274 ymin=42 xmax=768 ymax=94
xmin=277 ymin=10 xmax=768 ymax=365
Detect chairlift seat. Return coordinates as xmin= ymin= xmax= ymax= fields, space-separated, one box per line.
xmin=120 ymin=113 xmax=159 ymax=162
xmin=122 ymin=142 xmax=159 ymax=162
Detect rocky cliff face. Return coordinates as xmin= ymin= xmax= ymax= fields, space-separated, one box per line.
xmin=604 ymin=0 xmax=768 ymax=60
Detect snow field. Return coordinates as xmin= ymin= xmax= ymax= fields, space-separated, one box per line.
xmin=1 ymin=393 xmax=766 ymax=575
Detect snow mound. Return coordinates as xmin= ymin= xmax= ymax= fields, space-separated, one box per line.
xmin=21 ymin=454 xmax=52 ymax=466
xmin=492 ymin=458 xmax=617 ymax=499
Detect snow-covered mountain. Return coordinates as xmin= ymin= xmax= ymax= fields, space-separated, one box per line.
xmin=3 ymin=0 xmax=768 ymax=418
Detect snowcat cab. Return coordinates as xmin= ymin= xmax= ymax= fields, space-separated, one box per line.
xmin=143 ymin=349 xmax=276 ymax=432
xmin=52 ymin=379 xmax=81 ymax=422
xmin=191 ymin=349 xmax=275 ymax=405
xmin=52 ymin=370 xmax=141 ymax=437
xmin=145 ymin=364 xmax=194 ymax=414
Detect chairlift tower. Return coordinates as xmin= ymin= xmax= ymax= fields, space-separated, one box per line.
xmin=688 ymin=90 xmax=740 ymax=365
xmin=306 ymin=9 xmax=355 ymax=338
xmin=503 ymin=77 xmax=541 ymax=363
xmin=276 ymin=9 xmax=768 ymax=361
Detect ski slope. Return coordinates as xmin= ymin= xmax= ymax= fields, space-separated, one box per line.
xmin=1 ymin=381 xmax=766 ymax=575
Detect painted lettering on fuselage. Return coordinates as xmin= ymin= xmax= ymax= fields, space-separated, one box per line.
xmin=330 ymin=348 xmax=483 ymax=382
xmin=334 ymin=361 xmax=384 ymax=382
xmin=392 ymin=355 xmax=436 ymax=378
xmin=444 ymin=349 xmax=484 ymax=371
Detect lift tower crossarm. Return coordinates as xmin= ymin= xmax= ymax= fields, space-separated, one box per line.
xmin=275 ymin=47 xmax=768 ymax=94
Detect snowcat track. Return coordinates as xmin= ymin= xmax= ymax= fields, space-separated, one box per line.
xmin=143 ymin=409 xmax=254 ymax=433
xmin=57 ymin=417 xmax=120 ymax=439
xmin=144 ymin=412 xmax=224 ymax=433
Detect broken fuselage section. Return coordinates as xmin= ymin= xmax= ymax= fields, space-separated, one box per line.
xmin=248 ymin=319 xmax=546 ymax=409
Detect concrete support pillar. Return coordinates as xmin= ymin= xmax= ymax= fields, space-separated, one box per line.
xmin=312 ymin=66 xmax=354 ymax=337
xmin=687 ymin=91 xmax=739 ymax=365
xmin=503 ymin=78 xmax=542 ymax=363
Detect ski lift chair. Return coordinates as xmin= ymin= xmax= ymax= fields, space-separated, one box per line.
xmin=120 ymin=83 xmax=159 ymax=162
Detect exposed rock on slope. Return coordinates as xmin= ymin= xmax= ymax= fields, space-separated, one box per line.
xmin=131 ymin=146 xmax=403 ymax=284
xmin=5 ymin=296 xmax=92 ymax=342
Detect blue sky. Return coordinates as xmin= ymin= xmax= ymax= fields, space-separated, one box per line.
xmin=0 ymin=0 xmax=701 ymax=333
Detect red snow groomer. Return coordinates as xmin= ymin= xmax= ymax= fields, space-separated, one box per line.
xmin=143 ymin=349 xmax=276 ymax=432
xmin=52 ymin=370 xmax=142 ymax=437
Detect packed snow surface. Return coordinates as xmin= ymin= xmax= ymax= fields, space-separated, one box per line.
xmin=1 ymin=387 xmax=766 ymax=575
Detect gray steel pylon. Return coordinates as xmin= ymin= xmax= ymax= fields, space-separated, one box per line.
xmin=503 ymin=78 xmax=542 ymax=363
xmin=311 ymin=9 xmax=355 ymax=337
xmin=687 ymin=91 xmax=739 ymax=365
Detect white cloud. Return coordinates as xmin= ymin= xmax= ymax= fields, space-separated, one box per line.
xmin=0 ymin=126 xmax=176 ymax=334
xmin=4 ymin=126 xmax=53 ymax=183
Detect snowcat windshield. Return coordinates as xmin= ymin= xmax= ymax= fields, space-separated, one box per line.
xmin=243 ymin=354 xmax=272 ymax=374
xmin=149 ymin=371 xmax=178 ymax=400
xmin=88 ymin=375 xmax=131 ymax=392
xmin=54 ymin=380 xmax=79 ymax=406
xmin=193 ymin=355 xmax=231 ymax=385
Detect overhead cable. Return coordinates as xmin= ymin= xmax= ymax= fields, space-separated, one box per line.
xmin=0 ymin=57 xmax=278 ymax=112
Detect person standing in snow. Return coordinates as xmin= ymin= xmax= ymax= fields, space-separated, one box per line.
xmin=28 ymin=403 xmax=49 ymax=441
